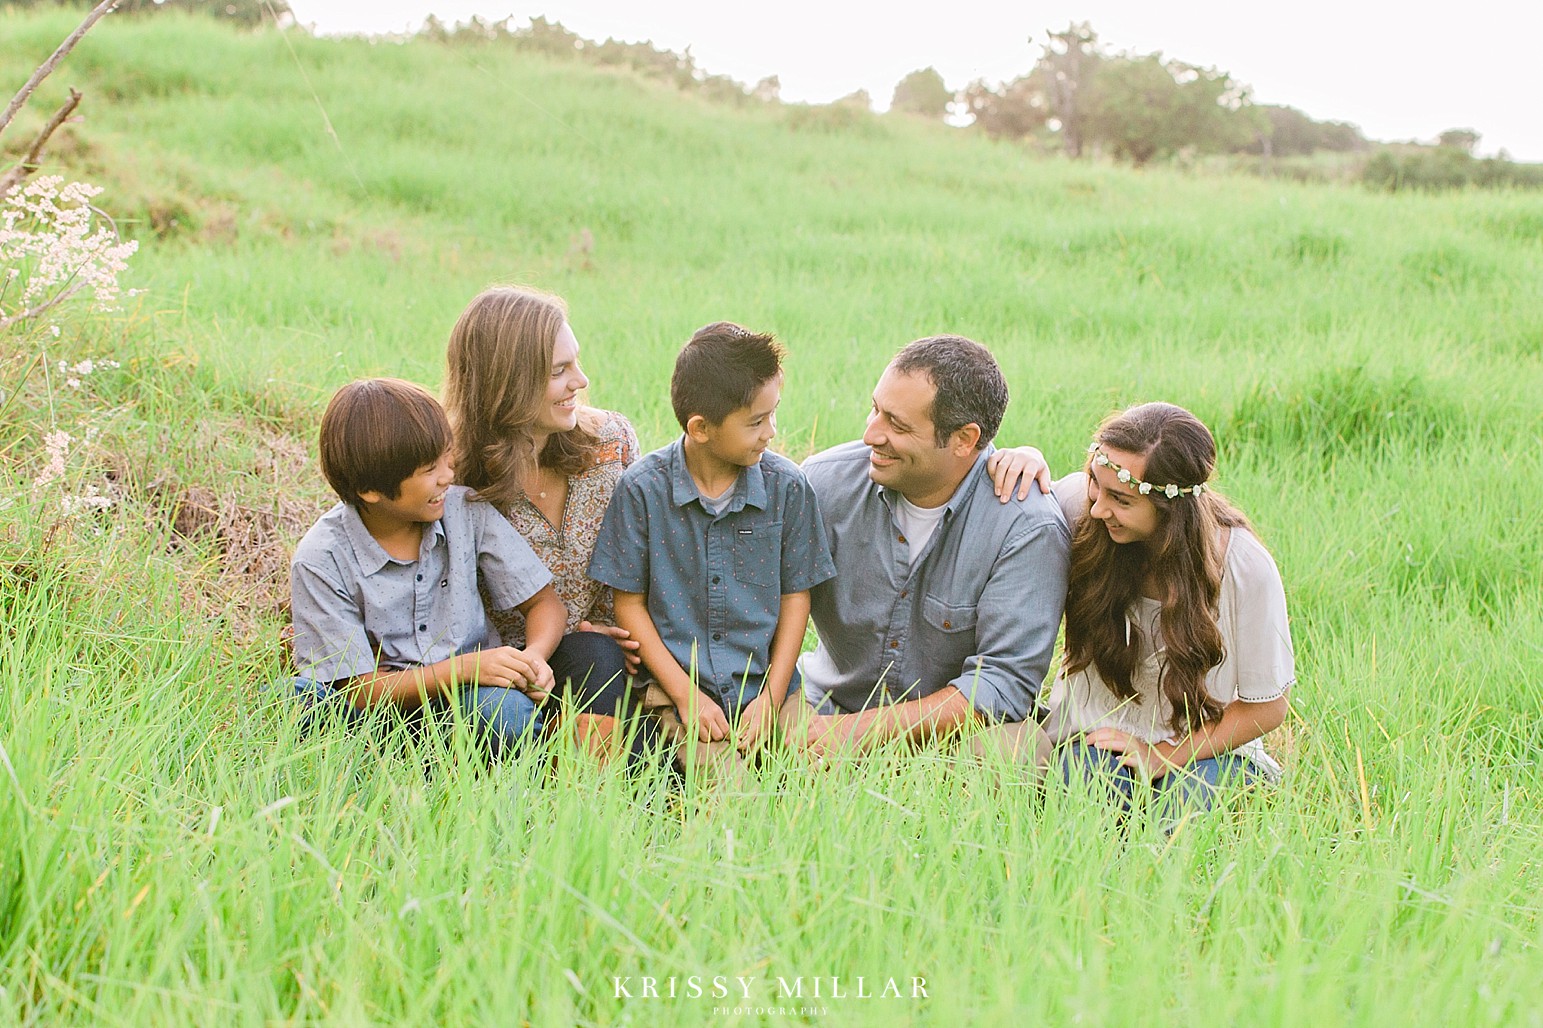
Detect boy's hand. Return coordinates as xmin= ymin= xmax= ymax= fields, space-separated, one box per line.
xmin=509 ymin=649 xmax=555 ymax=702
xmin=985 ymin=445 xmax=1051 ymax=501
xmin=734 ymin=693 xmax=777 ymax=755
xmin=456 ymin=647 xmax=552 ymax=700
xmin=578 ymin=620 xmax=643 ymax=675
xmin=680 ymin=692 xmax=730 ymax=743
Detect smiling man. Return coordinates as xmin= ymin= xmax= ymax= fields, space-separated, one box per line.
xmin=780 ymin=335 xmax=1071 ymax=764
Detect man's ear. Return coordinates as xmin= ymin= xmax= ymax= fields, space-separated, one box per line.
xmin=685 ymin=413 xmax=712 ymax=443
xmin=357 ymin=489 xmax=383 ymax=505
xmin=950 ymin=423 xmax=982 ymax=455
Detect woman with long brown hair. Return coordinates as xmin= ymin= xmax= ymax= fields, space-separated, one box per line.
xmin=443 ymin=285 xmax=651 ymax=756
xmin=1046 ymin=402 xmax=1294 ymax=812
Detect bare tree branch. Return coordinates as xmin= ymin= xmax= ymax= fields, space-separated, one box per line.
xmin=0 ymin=88 xmax=84 ymax=200
xmin=0 ymin=281 xmax=87 ymax=331
xmin=0 ymin=0 xmax=117 ymax=140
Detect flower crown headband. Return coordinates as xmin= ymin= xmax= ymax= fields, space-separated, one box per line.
xmin=1089 ymin=445 xmax=1207 ymax=499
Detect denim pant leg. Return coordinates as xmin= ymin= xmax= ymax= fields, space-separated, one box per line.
xmin=1154 ymin=753 xmax=1270 ymax=816
xmin=460 ymin=686 xmax=541 ymax=759
xmin=1055 ymin=742 xmax=1139 ymax=812
xmin=549 ymin=631 xmax=631 ymax=713
xmin=548 ymin=630 xmax=664 ymax=769
xmin=283 ymin=676 xmax=368 ymax=731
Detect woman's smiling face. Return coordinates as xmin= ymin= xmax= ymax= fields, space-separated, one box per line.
xmin=535 ymin=321 xmax=589 ymax=436
xmin=1087 ymin=446 xmax=1160 ymax=544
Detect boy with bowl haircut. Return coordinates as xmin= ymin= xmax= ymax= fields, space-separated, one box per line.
xmin=288 ymin=377 xmax=569 ymax=754
xmin=589 ymin=323 xmax=835 ymax=760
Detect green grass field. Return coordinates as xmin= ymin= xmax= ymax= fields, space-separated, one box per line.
xmin=2 ymin=11 xmax=1540 ymax=1025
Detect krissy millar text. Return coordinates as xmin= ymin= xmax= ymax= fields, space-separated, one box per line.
xmin=612 ymin=975 xmax=928 ymax=1002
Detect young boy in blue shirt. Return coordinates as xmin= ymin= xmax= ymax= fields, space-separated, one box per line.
xmin=289 ymin=378 xmax=583 ymax=755
xmin=589 ymin=323 xmax=836 ymax=761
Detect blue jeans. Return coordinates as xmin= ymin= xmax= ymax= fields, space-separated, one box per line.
xmin=285 ymin=676 xmax=540 ymax=757
xmin=1055 ymin=742 xmax=1272 ymax=817
xmin=283 ymin=631 xmax=640 ymax=760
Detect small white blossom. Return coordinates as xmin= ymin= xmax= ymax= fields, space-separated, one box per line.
xmin=61 ymin=484 xmax=114 ymax=518
xmin=1138 ymin=481 xmax=1152 ymax=495
xmin=65 ymin=377 xmax=81 ymax=390
xmin=34 ymin=429 xmax=72 ymax=489
xmin=49 ymin=324 xmax=61 ymax=338
xmin=1 ymin=175 xmax=138 ymax=326
xmin=1117 ymin=468 xmax=1131 ymax=483
xmin=1164 ymin=483 xmax=1179 ymax=499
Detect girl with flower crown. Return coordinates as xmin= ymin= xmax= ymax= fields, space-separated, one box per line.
xmin=1045 ymin=402 xmax=1294 ymax=813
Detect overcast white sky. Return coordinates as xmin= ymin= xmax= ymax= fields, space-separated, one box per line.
xmin=289 ymin=1 xmax=1543 ymax=161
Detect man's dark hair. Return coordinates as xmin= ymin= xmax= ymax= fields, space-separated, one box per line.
xmin=319 ymin=378 xmax=452 ymax=507
xmin=889 ymin=335 xmax=1008 ymax=449
xmin=670 ymin=322 xmax=785 ymax=430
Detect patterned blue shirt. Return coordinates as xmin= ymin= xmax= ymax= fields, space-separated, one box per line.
xmin=588 ymin=438 xmax=836 ymax=708
xmin=797 ymin=442 xmax=1070 ymax=722
xmin=290 ymin=486 xmax=552 ymax=683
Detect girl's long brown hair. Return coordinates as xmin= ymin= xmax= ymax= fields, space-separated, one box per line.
xmin=443 ymin=286 xmax=601 ymax=510
xmin=1063 ymin=403 xmax=1253 ymax=736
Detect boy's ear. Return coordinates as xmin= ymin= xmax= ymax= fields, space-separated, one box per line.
xmin=357 ymin=489 xmax=384 ymax=505
xmin=685 ymin=413 xmax=712 ymax=442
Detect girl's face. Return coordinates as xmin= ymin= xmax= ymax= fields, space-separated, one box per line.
xmin=535 ymin=321 xmax=590 ymax=437
xmin=1087 ymin=446 xmax=1160 ymax=544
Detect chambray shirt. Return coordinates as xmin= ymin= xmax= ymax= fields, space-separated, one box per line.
xmin=797 ymin=442 xmax=1070 ymax=722
xmin=290 ymin=486 xmax=552 ymax=684
xmin=588 ymin=439 xmax=835 ymax=708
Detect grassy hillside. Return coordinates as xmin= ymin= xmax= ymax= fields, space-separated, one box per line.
xmin=1 ymin=10 xmax=1540 ymax=1025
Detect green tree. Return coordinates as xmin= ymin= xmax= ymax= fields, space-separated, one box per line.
xmin=961 ymin=76 xmax=1047 ymax=140
xmin=1034 ymin=22 xmax=1101 ymax=157
xmin=891 ymin=66 xmax=952 ymax=119
xmin=1437 ymin=128 xmax=1480 ymax=153
xmin=1084 ymin=54 xmax=1255 ymax=165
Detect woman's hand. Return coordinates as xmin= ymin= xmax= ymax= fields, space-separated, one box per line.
xmin=578 ymin=620 xmax=643 ymax=675
xmin=984 ymin=445 xmax=1052 ymax=502
xmin=1086 ymin=727 xmax=1175 ymax=780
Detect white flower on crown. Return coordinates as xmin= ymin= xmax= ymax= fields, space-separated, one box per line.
xmin=1165 ymin=483 xmax=1179 ymax=498
xmin=1138 ymin=482 xmax=1152 ymax=495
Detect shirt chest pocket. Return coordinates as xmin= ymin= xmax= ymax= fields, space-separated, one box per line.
xmin=922 ymin=594 xmax=978 ymax=634
xmin=732 ymin=519 xmax=782 ymax=588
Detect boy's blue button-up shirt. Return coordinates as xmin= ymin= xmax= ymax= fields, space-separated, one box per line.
xmin=289 ymin=486 xmax=552 ymax=684
xmin=588 ymin=438 xmax=835 ymax=708
xmin=797 ymin=441 xmax=1070 ymax=722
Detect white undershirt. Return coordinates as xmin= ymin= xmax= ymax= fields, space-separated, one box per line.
xmin=699 ymin=483 xmax=733 ymax=515
xmin=895 ymin=497 xmax=948 ymax=565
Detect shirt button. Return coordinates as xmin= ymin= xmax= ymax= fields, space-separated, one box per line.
xmin=712 ymin=633 xmax=723 ymax=641
xmin=897 ymin=534 xmax=907 ymax=543
xmin=889 ymin=640 xmax=899 ymax=649
xmin=900 ymin=590 xmax=908 ymax=599
xmin=943 ymin=621 xmax=952 ymax=629
xmin=415 ymin=574 xmax=422 ymax=581
xmin=712 ymin=576 xmax=720 ymax=584
xmin=440 ymin=580 xmax=448 ymax=588
xmin=418 ymin=624 xmax=427 ymax=632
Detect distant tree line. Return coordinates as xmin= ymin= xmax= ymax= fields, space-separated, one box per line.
xmin=894 ymin=22 xmax=1535 ymax=188
xmin=0 ymin=0 xmax=288 ymax=26
xmin=417 ymin=14 xmax=779 ymax=109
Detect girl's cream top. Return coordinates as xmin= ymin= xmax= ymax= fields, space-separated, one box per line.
xmin=1046 ymin=474 xmax=1295 ymax=773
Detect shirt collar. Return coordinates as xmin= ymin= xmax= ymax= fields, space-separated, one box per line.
xmin=667 ymin=436 xmax=768 ymax=512
xmin=341 ymin=503 xmax=446 ymax=576
xmin=875 ymin=444 xmax=995 ymax=516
